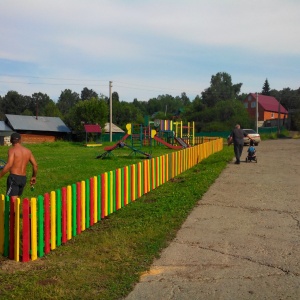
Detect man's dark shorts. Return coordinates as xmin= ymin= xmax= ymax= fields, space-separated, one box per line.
xmin=6 ymin=174 xmax=27 ymax=197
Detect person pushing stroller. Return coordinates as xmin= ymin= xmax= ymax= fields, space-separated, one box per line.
xmin=246 ymin=140 xmax=257 ymax=163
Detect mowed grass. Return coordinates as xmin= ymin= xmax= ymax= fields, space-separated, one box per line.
xmin=0 ymin=141 xmax=234 ymax=300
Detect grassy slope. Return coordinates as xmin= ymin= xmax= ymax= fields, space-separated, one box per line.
xmin=0 ymin=142 xmax=233 ymax=300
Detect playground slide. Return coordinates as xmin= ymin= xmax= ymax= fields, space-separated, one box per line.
xmin=174 ymin=136 xmax=189 ymax=148
xmin=104 ymin=133 xmax=130 ymax=151
xmin=153 ymin=135 xmax=183 ymax=150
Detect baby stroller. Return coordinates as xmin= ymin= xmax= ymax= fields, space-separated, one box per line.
xmin=245 ymin=140 xmax=257 ymax=163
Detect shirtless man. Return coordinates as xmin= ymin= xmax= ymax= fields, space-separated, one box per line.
xmin=0 ymin=133 xmax=38 ymax=201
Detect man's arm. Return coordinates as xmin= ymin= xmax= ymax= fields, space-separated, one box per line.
xmin=0 ymin=148 xmax=14 ymax=179
xmin=29 ymin=152 xmax=38 ymax=185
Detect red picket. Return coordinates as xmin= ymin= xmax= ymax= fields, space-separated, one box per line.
xmin=44 ymin=193 xmax=51 ymax=254
xmin=22 ymin=199 xmax=30 ymax=262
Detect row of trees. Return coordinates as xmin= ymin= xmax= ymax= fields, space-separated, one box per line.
xmin=1 ymin=73 xmax=300 ymax=132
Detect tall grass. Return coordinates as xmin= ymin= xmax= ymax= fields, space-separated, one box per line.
xmin=0 ymin=142 xmax=233 ymax=300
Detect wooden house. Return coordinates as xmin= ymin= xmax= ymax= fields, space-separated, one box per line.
xmin=243 ymin=93 xmax=288 ymax=127
xmin=1 ymin=114 xmax=71 ymax=144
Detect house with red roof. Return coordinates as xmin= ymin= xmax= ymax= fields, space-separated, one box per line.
xmin=243 ymin=93 xmax=288 ymax=127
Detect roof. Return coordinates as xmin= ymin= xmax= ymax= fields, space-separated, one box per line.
xmin=5 ymin=114 xmax=71 ymax=133
xmin=0 ymin=121 xmax=14 ymax=136
xmin=84 ymin=124 xmax=101 ymax=133
xmin=249 ymin=93 xmax=288 ymax=114
xmin=0 ymin=121 xmax=14 ymax=132
xmin=104 ymin=123 xmax=124 ymax=133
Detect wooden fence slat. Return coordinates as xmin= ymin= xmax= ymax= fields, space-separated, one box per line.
xmin=89 ymin=178 xmax=94 ymax=226
xmin=50 ymin=191 xmax=56 ymax=250
xmin=67 ymin=185 xmax=72 ymax=240
xmin=37 ymin=195 xmax=44 ymax=258
xmin=72 ymin=184 xmax=77 ymax=236
xmin=31 ymin=198 xmax=38 ymax=261
xmin=76 ymin=182 xmax=82 ymax=234
xmin=0 ymin=194 xmax=4 ymax=255
xmin=62 ymin=187 xmax=67 ymax=244
xmin=22 ymin=198 xmax=30 ymax=262
xmin=9 ymin=198 xmax=15 ymax=260
xmin=14 ymin=198 xmax=20 ymax=262
xmin=44 ymin=193 xmax=51 ymax=254
xmin=56 ymin=189 xmax=62 ymax=247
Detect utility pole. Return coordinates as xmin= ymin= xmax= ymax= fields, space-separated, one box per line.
xmin=256 ymin=92 xmax=258 ymax=133
xmin=109 ymin=81 xmax=113 ymax=142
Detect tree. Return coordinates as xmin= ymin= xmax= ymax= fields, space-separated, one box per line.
xmin=113 ymin=101 xmax=144 ymax=128
xmin=112 ymin=91 xmax=119 ymax=102
xmin=201 ymin=72 xmax=242 ymax=107
xmin=262 ymin=79 xmax=270 ymax=96
xmin=30 ymin=92 xmax=53 ymax=116
xmin=81 ymin=87 xmax=98 ymax=101
xmin=68 ymin=97 xmax=108 ymax=132
xmin=57 ymin=89 xmax=80 ymax=116
xmin=44 ymin=101 xmax=63 ymax=118
xmin=0 ymin=91 xmax=28 ymax=116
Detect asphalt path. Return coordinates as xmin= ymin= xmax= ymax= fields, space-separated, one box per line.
xmin=125 ymin=139 xmax=300 ymax=300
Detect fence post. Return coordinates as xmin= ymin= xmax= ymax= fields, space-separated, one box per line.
xmin=72 ymin=183 xmax=77 ymax=236
xmin=50 ymin=191 xmax=56 ymax=250
xmin=44 ymin=193 xmax=51 ymax=254
xmin=89 ymin=178 xmax=94 ymax=226
xmin=22 ymin=198 xmax=30 ymax=262
xmin=61 ymin=187 xmax=67 ymax=244
xmin=0 ymin=194 xmax=4 ymax=255
xmin=37 ymin=195 xmax=44 ymax=258
xmin=85 ymin=179 xmax=90 ymax=228
xmin=67 ymin=185 xmax=72 ymax=240
xmin=56 ymin=189 xmax=62 ymax=247
xmin=31 ymin=198 xmax=38 ymax=261
xmin=9 ymin=198 xmax=15 ymax=260
xmin=76 ymin=182 xmax=81 ymax=234
xmin=14 ymin=198 xmax=20 ymax=262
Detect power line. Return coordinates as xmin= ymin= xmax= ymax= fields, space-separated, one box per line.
xmin=0 ymin=73 xmax=108 ymax=82
xmin=0 ymin=74 xmax=201 ymax=95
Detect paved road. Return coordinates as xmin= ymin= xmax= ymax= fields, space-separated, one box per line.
xmin=125 ymin=139 xmax=300 ymax=300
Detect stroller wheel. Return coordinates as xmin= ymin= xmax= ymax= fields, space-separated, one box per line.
xmin=245 ymin=157 xmax=248 ymax=163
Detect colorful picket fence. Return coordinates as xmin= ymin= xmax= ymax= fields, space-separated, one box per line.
xmin=0 ymin=138 xmax=223 ymax=262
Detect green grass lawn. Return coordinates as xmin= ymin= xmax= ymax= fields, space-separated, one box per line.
xmin=0 ymin=141 xmax=171 ymax=199
xmin=0 ymin=141 xmax=233 ymax=300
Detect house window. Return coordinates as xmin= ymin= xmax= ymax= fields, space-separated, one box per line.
xmin=271 ymin=113 xmax=274 ymax=118
xmin=244 ymin=103 xmax=248 ymax=108
xmin=251 ymin=102 xmax=256 ymax=108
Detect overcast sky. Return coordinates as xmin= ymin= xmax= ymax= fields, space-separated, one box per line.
xmin=1 ymin=0 xmax=299 ymax=102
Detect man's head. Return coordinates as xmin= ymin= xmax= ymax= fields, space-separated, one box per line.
xmin=10 ymin=133 xmax=21 ymax=144
xmin=235 ymin=124 xmax=241 ymax=129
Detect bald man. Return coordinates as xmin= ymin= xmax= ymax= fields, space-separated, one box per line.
xmin=228 ymin=124 xmax=252 ymax=164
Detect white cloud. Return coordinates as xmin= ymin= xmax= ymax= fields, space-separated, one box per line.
xmin=1 ymin=0 xmax=300 ymax=101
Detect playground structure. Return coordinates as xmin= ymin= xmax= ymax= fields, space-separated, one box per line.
xmin=84 ymin=124 xmax=102 ymax=147
xmin=96 ymin=130 xmax=152 ymax=159
xmin=96 ymin=120 xmax=195 ymax=159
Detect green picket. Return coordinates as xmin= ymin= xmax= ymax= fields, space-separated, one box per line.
xmin=56 ymin=189 xmax=62 ymax=246
xmin=37 ymin=195 xmax=44 ymax=257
